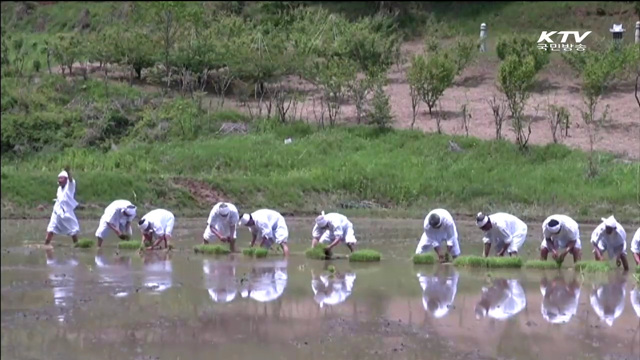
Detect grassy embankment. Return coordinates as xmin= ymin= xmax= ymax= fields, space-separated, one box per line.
xmin=1 ymin=76 xmax=637 ymax=222
xmin=2 ymin=2 xmax=639 ymax=223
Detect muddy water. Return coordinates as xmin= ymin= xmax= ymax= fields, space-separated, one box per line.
xmin=2 ymin=218 xmax=640 ymax=360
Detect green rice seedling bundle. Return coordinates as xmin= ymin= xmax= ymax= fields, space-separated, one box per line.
xmin=194 ymin=244 xmax=231 ymax=255
xmin=349 ymin=249 xmax=381 ymax=262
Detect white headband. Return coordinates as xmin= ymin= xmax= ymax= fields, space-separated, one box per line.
xmin=476 ymin=213 xmax=489 ymax=228
xmin=138 ymin=218 xmax=150 ymax=231
xmin=218 ymin=204 xmax=230 ymax=216
xmin=58 ymin=171 xmax=68 ymax=178
xmin=240 ymin=213 xmax=251 ymax=225
xmin=602 ymin=216 xmax=617 ymax=229
xmin=316 ymin=211 xmax=328 ymax=227
xmin=547 ymin=222 xmax=561 ymax=233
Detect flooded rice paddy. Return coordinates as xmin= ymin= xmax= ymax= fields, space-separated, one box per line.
xmin=2 ymin=217 xmax=640 ymax=360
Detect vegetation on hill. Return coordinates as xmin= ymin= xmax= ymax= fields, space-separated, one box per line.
xmin=1 ymin=1 xmax=639 ymax=221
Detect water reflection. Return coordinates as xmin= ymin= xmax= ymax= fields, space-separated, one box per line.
xmin=475 ymin=278 xmax=526 ymax=321
xmin=631 ymin=286 xmax=640 ymax=318
xmin=94 ymin=250 xmax=133 ymax=298
xmin=202 ymin=259 xmax=238 ymax=303
xmin=141 ymin=251 xmax=173 ymax=293
xmin=540 ymin=273 xmax=581 ymax=324
xmin=589 ymin=274 xmax=627 ymax=327
xmin=240 ymin=259 xmax=288 ymax=302
xmin=417 ymin=266 xmax=459 ymax=319
xmin=45 ymin=248 xmax=78 ymax=323
xmin=310 ymin=267 xmax=356 ymax=308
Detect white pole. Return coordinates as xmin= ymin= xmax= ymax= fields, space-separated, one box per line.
xmin=479 ymin=23 xmax=487 ymax=53
xmin=635 ymin=21 xmax=640 ymax=45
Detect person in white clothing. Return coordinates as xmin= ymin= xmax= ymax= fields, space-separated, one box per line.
xmin=95 ymin=200 xmax=137 ymax=248
xmin=138 ymin=209 xmax=175 ymax=250
xmin=417 ymin=266 xmax=459 ymax=319
xmin=45 ymin=167 xmax=80 ymax=246
xmin=240 ymin=209 xmax=290 ymax=256
xmin=631 ymin=227 xmax=640 ymax=265
xmin=590 ymin=215 xmax=629 ymax=271
xmin=589 ymin=274 xmax=626 ymax=327
xmin=631 ymin=286 xmax=640 ymax=318
xmin=540 ymin=274 xmax=581 ymax=324
xmin=311 ymin=211 xmax=357 ymax=256
xmin=311 ymin=268 xmax=356 ymax=308
xmin=415 ymin=209 xmax=461 ymax=263
xmin=540 ymin=214 xmax=582 ymax=266
xmin=202 ymin=202 xmax=239 ymax=252
xmin=240 ymin=260 xmax=288 ymax=302
xmin=476 ymin=212 xmax=528 ymax=257
xmin=475 ymin=278 xmax=527 ymax=320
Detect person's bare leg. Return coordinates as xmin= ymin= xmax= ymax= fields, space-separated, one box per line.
xmin=97 ymin=237 xmax=104 ymax=248
xmin=71 ymin=234 xmax=78 ymax=244
xmin=619 ymin=254 xmax=629 ymax=271
xmin=230 ymin=239 xmax=237 ymax=253
xmin=509 ymin=251 xmax=518 ymax=257
xmin=346 ymin=244 xmax=355 ymax=253
xmin=571 ymin=248 xmax=582 ymax=263
xmin=540 ymin=247 xmax=549 ymax=260
xmin=312 ymin=238 xmax=319 ymax=248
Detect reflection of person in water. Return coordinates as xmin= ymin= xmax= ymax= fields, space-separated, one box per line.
xmin=589 ymin=274 xmax=627 ymax=327
xmin=141 ymin=251 xmax=173 ymax=293
xmin=45 ymin=248 xmax=79 ymax=322
xmin=540 ymin=274 xmax=581 ymax=324
xmin=631 ymin=285 xmax=640 ymax=319
xmin=240 ymin=260 xmax=288 ymax=302
xmin=417 ymin=266 xmax=459 ymax=319
xmin=202 ymin=259 xmax=238 ymax=303
xmin=310 ymin=267 xmax=356 ymax=308
xmin=475 ymin=278 xmax=527 ymax=320
xmin=94 ymin=249 xmax=133 ymax=298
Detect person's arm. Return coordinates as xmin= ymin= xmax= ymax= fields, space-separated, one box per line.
xmin=495 ymin=224 xmax=511 ymax=256
xmin=633 ymin=252 xmax=640 ymax=265
xmin=445 ymin=222 xmax=458 ymax=255
xmin=483 ymin=243 xmax=492 ymax=257
xmin=64 ymin=166 xmax=73 ymax=184
xmin=327 ymin=226 xmax=344 ymax=250
xmin=250 ymin=230 xmax=258 ymax=247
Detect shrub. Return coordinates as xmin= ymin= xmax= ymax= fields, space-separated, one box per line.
xmin=496 ymin=36 xmax=549 ymax=72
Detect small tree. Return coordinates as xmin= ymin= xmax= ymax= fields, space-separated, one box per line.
xmin=452 ymin=37 xmax=477 ymax=76
xmin=497 ymin=54 xmax=537 ymax=150
xmin=487 ymin=95 xmax=508 ymax=140
xmin=368 ymin=77 xmax=394 ymax=130
xmin=410 ymin=51 xmax=456 ymax=116
xmin=547 ymin=104 xmax=570 ymax=143
xmin=496 ymin=36 xmax=550 ymax=73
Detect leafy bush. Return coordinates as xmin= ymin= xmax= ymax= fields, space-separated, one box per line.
xmin=496 ymin=36 xmax=549 ymax=72
xmin=409 ymin=51 xmax=456 ymax=115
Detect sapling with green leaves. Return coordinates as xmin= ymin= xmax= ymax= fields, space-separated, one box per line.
xmin=497 ymin=54 xmax=537 ymax=151
xmin=409 ymin=51 xmax=456 ymax=116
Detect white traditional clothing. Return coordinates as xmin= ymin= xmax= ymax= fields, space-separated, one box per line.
xmin=95 ymin=200 xmax=136 ymax=240
xmin=312 ymin=212 xmax=357 ymax=245
xmin=630 ymin=227 xmax=640 ymax=255
xmin=540 ymin=280 xmax=581 ymax=324
xmin=590 ymin=216 xmax=627 ymax=259
xmin=417 ymin=270 xmax=459 ymax=319
xmin=631 ymin=287 xmax=640 ymax=318
xmin=590 ymin=281 xmax=626 ymax=327
xmin=478 ymin=212 xmax=528 ymax=255
xmin=415 ymin=209 xmax=461 ymax=256
xmin=312 ymin=272 xmax=356 ymax=308
xmin=240 ymin=260 xmax=288 ymax=302
xmin=46 ymin=174 xmax=80 ymax=236
xmin=139 ymin=209 xmax=175 ymax=240
xmin=202 ymin=259 xmax=237 ymax=303
xmin=142 ymin=253 xmax=172 ymax=293
xmin=242 ymin=209 xmax=289 ymax=248
xmin=203 ymin=202 xmax=239 ymax=242
xmin=476 ymin=279 xmax=527 ymax=320
xmin=541 ymin=214 xmax=582 ymax=251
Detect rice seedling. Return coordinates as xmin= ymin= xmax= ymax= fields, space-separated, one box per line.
xmin=573 ymin=260 xmax=613 ymax=273
xmin=524 ymin=260 xmax=562 ymax=269
xmin=412 ymin=253 xmax=436 ymax=265
xmin=305 ymin=244 xmax=332 ymax=260
xmin=349 ymin=249 xmax=381 ymax=262
xmin=74 ymin=238 xmax=95 ymax=249
xmin=453 ymin=255 xmax=523 ymax=268
xmin=194 ymin=244 xmax=231 ymax=255
xmin=118 ymin=241 xmax=142 ymax=250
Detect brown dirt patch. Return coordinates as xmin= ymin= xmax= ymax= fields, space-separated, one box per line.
xmin=172 ymin=178 xmax=228 ymax=207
